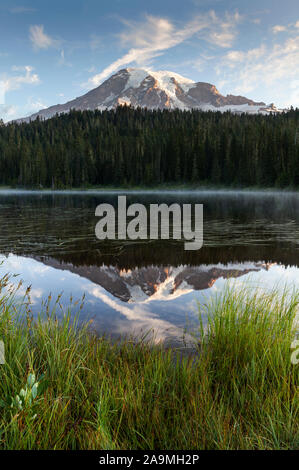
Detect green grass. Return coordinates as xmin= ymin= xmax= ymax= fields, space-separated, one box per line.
xmin=0 ymin=275 xmax=298 ymax=450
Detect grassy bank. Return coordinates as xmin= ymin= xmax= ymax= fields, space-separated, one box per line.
xmin=0 ymin=277 xmax=298 ymax=450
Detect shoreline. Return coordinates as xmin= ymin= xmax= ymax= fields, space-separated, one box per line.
xmin=1 ymin=185 xmax=299 ymax=195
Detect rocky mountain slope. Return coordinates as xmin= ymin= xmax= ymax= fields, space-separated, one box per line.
xmin=38 ymin=259 xmax=268 ymax=303
xmin=18 ymin=68 xmax=281 ymax=122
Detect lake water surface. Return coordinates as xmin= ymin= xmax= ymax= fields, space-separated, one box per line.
xmin=1 ymin=190 xmax=299 ymax=346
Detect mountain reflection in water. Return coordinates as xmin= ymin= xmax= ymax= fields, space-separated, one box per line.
xmin=1 ymin=190 xmax=299 ymax=345
xmin=36 ymin=258 xmax=269 ymax=303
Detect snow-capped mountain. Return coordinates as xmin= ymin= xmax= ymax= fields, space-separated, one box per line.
xmin=18 ymin=68 xmax=282 ymax=122
xmin=38 ymin=258 xmax=269 ymax=303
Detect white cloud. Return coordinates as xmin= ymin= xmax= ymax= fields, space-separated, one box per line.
xmin=216 ymin=32 xmax=299 ymax=107
xmin=0 ymin=65 xmax=40 ymax=120
xmin=26 ymin=97 xmax=47 ymax=113
xmin=0 ymin=96 xmax=47 ymax=123
xmin=272 ymin=25 xmax=287 ymax=34
xmin=295 ymin=20 xmax=299 ymax=28
xmin=86 ymin=285 xmax=184 ymax=344
xmin=0 ymin=104 xmax=18 ymax=122
xmin=0 ymin=66 xmax=40 ymax=103
xmin=29 ymin=25 xmax=59 ymax=50
xmin=224 ymin=50 xmax=246 ymax=63
xmin=203 ymin=11 xmax=242 ymax=48
xmin=223 ymin=45 xmax=266 ymax=68
xmin=85 ymin=11 xmax=241 ymax=88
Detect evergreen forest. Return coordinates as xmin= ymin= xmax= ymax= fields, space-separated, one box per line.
xmin=0 ymin=106 xmax=298 ymax=188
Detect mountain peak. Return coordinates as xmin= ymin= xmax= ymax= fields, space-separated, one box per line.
xmin=17 ymin=67 xmax=281 ymax=123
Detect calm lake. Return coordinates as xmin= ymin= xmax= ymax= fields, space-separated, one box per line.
xmin=1 ymin=189 xmax=299 ymax=346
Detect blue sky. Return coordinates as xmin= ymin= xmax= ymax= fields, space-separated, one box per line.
xmin=0 ymin=0 xmax=299 ymax=121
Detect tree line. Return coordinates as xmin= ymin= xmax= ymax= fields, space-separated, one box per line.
xmin=0 ymin=106 xmax=298 ymax=188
